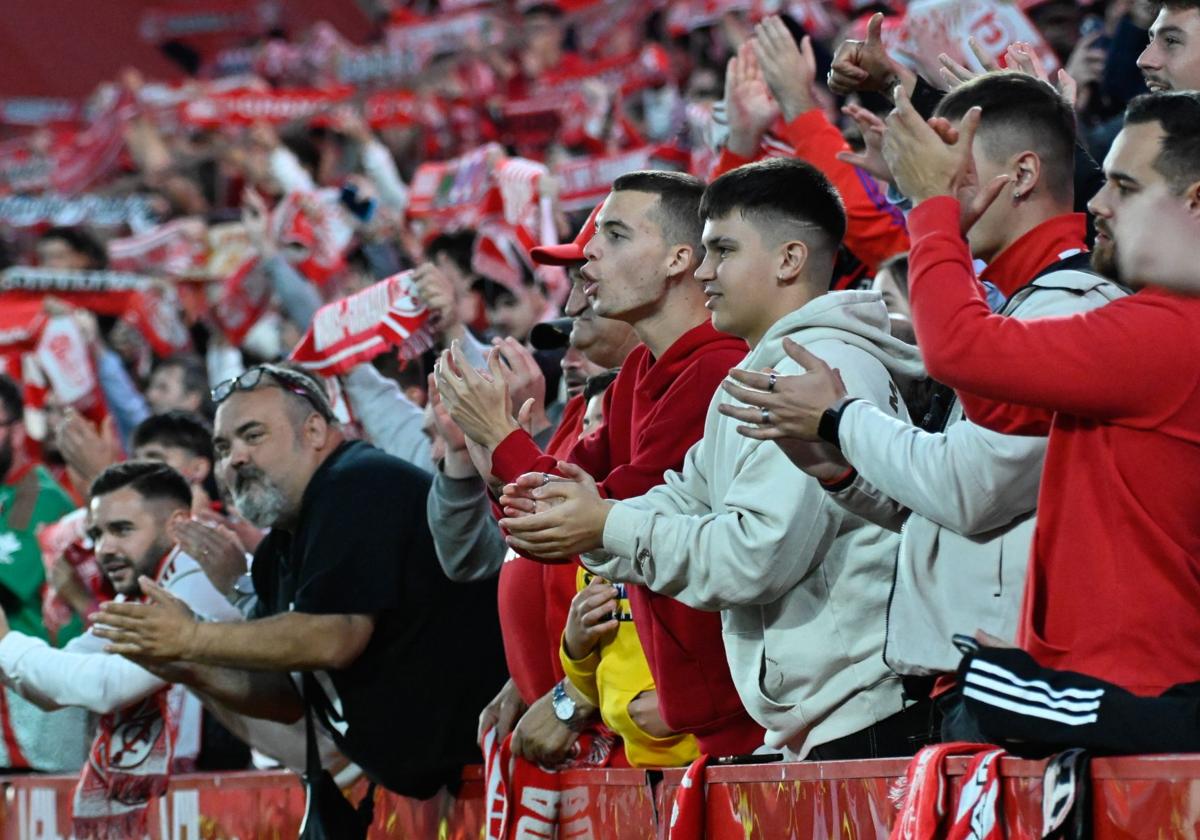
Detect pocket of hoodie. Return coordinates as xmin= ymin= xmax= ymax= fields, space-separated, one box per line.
xmin=726 ymin=608 xmax=807 ymax=733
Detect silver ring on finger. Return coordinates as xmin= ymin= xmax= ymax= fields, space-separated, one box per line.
xmin=760 ymin=407 xmax=771 ymax=425
xmin=767 ymin=372 xmax=777 ymax=392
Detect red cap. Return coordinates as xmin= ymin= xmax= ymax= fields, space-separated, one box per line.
xmin=530 ymin=202 xmax=602 ymax=266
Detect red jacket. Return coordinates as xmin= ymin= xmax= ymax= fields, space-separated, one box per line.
xmin=908 ymin=196 xmax=1200 ymax=695
xmin=712 ymin=110 xmax=909 ymax=275
xmin=491 ymin=320 xmax=765 ymax=754
xmin=497 ymin=395 xmax=585 ymax=705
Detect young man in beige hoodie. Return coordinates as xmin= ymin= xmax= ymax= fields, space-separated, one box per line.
xmin=498 ymin=158 xmax=926 ymax=760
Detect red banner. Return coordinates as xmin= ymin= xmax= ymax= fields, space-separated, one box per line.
xmin=553 ymin=147 xmax=654 ymax=212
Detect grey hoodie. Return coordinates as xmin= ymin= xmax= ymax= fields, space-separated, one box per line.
xmin=585 ymin=291 xmax=923 ymax=757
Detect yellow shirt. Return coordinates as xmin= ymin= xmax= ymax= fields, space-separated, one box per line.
xmin=559 ymin=568 xmax=698 ymax=768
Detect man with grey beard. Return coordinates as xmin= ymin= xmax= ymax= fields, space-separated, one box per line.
xmin=95 ymin=363 xmax=506 ymax=799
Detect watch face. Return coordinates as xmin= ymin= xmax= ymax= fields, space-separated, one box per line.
xmin=553 ymin=694 xmax=575 ymax=722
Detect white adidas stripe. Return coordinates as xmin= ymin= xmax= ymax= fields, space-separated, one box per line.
xmin=971 ymin=658 xmax=1106 ymax=701
xmin=963 ymin=687 xmax=1099 ymax=726
xmin=965 ymin=672 xmax=1103 ymax=714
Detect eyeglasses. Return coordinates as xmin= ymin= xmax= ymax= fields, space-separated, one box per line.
xmin=212 ymin=365 xmax=335 ymax=421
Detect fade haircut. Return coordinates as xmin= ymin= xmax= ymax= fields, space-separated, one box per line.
xmin=935 ymin=71 xmax=1076 ymax=203
xmin=1125 ymin=91 xmax=1200 ymax=195
xmin=131 ymin=411 xmax=214 ymax=462
xmin=611 ymin=170 xmax=706 ymax=256
xmin=699 ymin=158 xmax=847 ymax=257
xmin=89 ymin=460 xmax=193 ymax=511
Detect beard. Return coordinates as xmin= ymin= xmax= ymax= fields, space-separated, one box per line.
xmin=1090 ymin=238 xmax=1118 ymax=280
xmin=103 ymin=537 xmax=173 ymax=597
xmin=230 ymin=465 xmax=289 ymax=528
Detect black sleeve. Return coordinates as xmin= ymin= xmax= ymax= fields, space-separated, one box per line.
xmin=911 ymin=75 xmax=947 ymax=120
xmin=292 ymin=453 xmax=432 ymax=616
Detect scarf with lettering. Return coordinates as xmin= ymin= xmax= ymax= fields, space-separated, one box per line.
xmin=72 ymin=549 xmax=182 ymax=840
xmin=482 ymin=724 xmax=615 ymax=840
xmin=890 ymin=742 xmax=1006 ymax=840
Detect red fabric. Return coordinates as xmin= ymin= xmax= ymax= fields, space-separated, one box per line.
xmin=498 ymin=395 xmax=586 ymax=705
xmin=891 ymin=742 xmax=1003 ymax=840
xmin=491 ymin=320 xmax=765 ymax=755
xmin=779 ymin=110 xmax=909 ymax=275
xmin=908 ymin=196 xmax=1200 ymax=696
xmin=667 ymin=753 xmax=709 ymax=840
xmin=978 ymin=212 xmax=1088 ymax=298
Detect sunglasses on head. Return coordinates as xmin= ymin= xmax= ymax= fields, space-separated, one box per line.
xmin=212 ymin=365 xmax=335 ymax=421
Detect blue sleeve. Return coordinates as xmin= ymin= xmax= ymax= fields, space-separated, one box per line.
xmin=96 ymin=347 xmax=150 ymax=447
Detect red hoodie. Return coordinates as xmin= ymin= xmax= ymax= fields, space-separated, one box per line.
xmin=491 ymin=320 xmax=765 ymax=754
xmin=712 ymin=110 xmax=909 ymax=275
xmin=908 ymin=196 xmax=1200 ymax=696
xmin=497 ymin=395 xmax=585 ymax=705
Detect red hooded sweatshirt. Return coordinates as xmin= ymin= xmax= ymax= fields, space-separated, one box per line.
xmin=491 ymin=320 xmax=766 ymax=755
xmin=908 ymin=196 xmax=1200 ymax=696
xmin=497 ymin=395 xmax=585 ymax=705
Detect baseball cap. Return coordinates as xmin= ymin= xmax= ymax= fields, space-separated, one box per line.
xmin=529 ymin=317 xmax=573 ymax=351
xmin=530 ymin=203 xmax=602 ymax=267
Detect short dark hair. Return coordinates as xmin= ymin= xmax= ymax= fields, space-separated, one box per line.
xmin=0 ymin=374 xmax=20 ymax=424
xmin=89 ymin=460 xmax=193 ymax=510
xmin=427 ymin=230 xmax=477 ymax=278
xmin=876 ymin=252 xmax=910 ymax=301
xmin=1160 ymin=1 xmax=1200 ymax=12
xmin=935 ymin=71 xmax=1076 ymax=203
xmin=699 ymin=157 xmax=848 ymax=254
xmin=39 ymin=226 xmax=107 ymax=269
xmin=155 ymin=353 xmax=212 ymax=415
xmin=611 ymin=170 xmax=706 ymax=254
xmin=1125 ymin=91 xmax=1200 ymax=195
xmin=583 ymin=369 xmax=619 ymax=402
xmin=131 ymin=411 xmax=214 ymax=462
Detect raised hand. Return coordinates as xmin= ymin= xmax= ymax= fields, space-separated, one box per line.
xmin=172 ymin=517 xmax=248 ymax=598
xmin=723 ymin=42 xmax=780 ymax=158
xmin=881 ymin=85 xmax=1010 ymax=232
xmin=827 ymin=12 xmax=915 ymax=100
xmin=410 ymin=262 xmax=463 ymax=340
xmin=433 ymin=341 xmax=519 ymax=450
xmin=491 ymin=337 xmax=550 ymax=438
xmin=837 ymin=104 xmax=894 ymax=185
xmin=751 ymin=16 xmax=817 ymax=122
xmin=93 ymin=578 xmax=199 ymax=662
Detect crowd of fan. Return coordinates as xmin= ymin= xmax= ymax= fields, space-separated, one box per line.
xmin=0 ymin=0 xmax=1199 ymax=835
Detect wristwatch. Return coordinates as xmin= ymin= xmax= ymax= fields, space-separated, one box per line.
xmin=817 ymin=397 xmax=861 ymax=450
xmin=552 ymin=680 xmax=578 ymax=727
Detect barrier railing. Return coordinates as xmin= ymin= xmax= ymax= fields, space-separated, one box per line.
xmin=4 ymin=754 xmax=1200 ymax=838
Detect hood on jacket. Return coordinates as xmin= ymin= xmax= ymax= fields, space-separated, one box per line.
xmin=742 ymin=290 xmax=925 ymax=390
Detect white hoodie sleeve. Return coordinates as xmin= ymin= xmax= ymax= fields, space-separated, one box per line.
xmin=594 ymin=432 xmax=840 ymax=610
xmin=590 ymin=341 xmax=898 ymax=610
xmin=0 ymin=629 xmax=165 ymax=714
xmin=835 ymin=400 xmax=1046 ymax=535
xmin=0 ymin=560 xmax=243 ymax=715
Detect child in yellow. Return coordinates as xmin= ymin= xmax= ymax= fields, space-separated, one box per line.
xmin=560 ymin=569 xmax=698 ymax=767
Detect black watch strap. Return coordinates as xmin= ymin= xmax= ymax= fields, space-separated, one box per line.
xmin=817 ymin=398 xmax=861 ymax=449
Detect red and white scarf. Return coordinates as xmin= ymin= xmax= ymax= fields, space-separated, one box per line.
xmin=891 ymin=742 xmax=1006 ymax=840
xmin=289 ymin=269 xmax=433 ymax=377
xmin=482 ymin=724 xmax=615 ymax=840
xmin=73 ymin=550 xmax=184 ymax=840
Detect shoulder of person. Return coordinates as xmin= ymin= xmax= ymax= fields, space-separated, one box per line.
xmin=315 ymin=440 xmax=432 ymax=497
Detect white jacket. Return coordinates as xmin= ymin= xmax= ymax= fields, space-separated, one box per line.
xmin=829 ymin=268 xmax=1127 ymax=675
xmin=0 ymin=547 xmax=334 ymax=772
xmin=586 ymin=291 xmax=924 ymax=758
